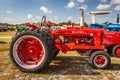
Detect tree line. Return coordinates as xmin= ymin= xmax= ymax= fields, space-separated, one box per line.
xmin=15 ymin=21 xmax=89 ymax=27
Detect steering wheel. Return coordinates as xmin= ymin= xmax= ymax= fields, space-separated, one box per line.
xmin=41 ymin=15 xmax=46 ymax=27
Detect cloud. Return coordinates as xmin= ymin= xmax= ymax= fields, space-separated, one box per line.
xmin=79 ymin=4 xmax=88 ymax=10
xmin=36 ymin=16 xmax=41 ymax=19
xmin=67 ymin=17 xmax=73 ymax=21
xmin=27 ymin=14 xmax=32 ymax=19
xmin=4 ymin=17 xmax=14 ymax=21
xmin=3 ymin=17 xmax=15 ymax=24
xmin=100 ymin=0 xmax=107 ymax=3
xmin=49 ymin=16 xmax=59 ymax=23
xmin=6 ymin=10 xmax=13 ymax=14
xmin=77 ymin=0 xmax=85 ymax=3
xmin=40 ymin=6 xmax=52 ymax=14
xmin=54 ymin=16 xmax=59 ymax=20
xmin=111 ymin=0 xmax=120 ymax=4
xmin=96 ymin=4 xmax=111 ymax=10
xmin=114 ymin=5 xmax=120 ymax=10
xmin=65 ymin=1 xmax=75 ymax=9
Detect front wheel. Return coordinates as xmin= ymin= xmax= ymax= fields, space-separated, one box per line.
xmin=89 ymin=51 xmax=111 ymax=69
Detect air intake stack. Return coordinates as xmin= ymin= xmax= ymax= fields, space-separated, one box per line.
xmin=80 ymin=8 xmax=84 ymax=27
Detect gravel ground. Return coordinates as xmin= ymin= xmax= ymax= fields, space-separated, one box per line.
xmin=0 ymin=51 xmax=120 ymax=80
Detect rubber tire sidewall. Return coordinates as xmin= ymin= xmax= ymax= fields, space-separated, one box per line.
xmin=9 ymin=30 xmax=51 ymax=72
xmin=89 ymin=51 xmax=111 ymax=69
xmin=112 ymin=45 xmax=120 ymax=58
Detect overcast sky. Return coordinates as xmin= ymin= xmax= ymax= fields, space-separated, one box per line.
xmin=0 ymin=0 xmax=120 ymax=24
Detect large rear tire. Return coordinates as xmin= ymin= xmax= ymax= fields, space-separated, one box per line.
xmin=9 ymin=29 xmax=55 ymax=73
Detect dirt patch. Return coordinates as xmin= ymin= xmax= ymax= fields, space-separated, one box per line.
xmin=0 ymin=51 xmax=120 ymax=80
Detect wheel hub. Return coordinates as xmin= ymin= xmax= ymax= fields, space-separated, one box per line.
xmin=17 ymin=37 xmax=44 ymax=65
xmin=116 ymin=48 xmax=120 ymax=57
xmin=95 ymin=56 xmax=105 ymax=65
xmin=27 ymin=46 xmax=39 ymax=58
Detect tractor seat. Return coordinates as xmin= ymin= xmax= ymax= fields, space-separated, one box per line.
xmin=28 ymin=22 xmax=39 ymax=29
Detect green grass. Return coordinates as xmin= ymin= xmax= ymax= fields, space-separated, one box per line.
xmin=0 ymin=51 xmax=120 ymax=80
xmin=0 ymin=31 xmax=15 ymax=52
xmin=0 ymin=31 xmax=16 ymax=36
xmin=0 ymin=38 xmax=11 ymax=52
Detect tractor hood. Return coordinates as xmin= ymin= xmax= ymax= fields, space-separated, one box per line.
xmin=52 ymin=28 xmax=104 ymax=36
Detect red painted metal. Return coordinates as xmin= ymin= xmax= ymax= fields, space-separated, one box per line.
xmin=26 ymin=20 xmax=120 ymax=56
xmin=51 ymin=25 xmax=120 ymax=54
xmin=116 ymin=48 xmax=120 ymax=57
xmin=52 ymin=27 xmax=104 ymax=52
xmin=17 ymin=37 xmax=44 ymax=65
xmin=95 ymin=55 xmax=105 ymax=65
xmin=46 ymin=21 xmax=55 ymax=34
xmin=103 ymin=31 xmax=120 ymax=46
xmin=46 ymin=21 xmax=52 ymax=34
xmin=28 ymin=22 xmax=39 ymax=29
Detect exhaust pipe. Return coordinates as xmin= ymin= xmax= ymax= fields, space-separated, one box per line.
xmin=80 ymin=8 xmax=84 ymax=27
xmin=117 ymin=14 xmax=119 ymax=24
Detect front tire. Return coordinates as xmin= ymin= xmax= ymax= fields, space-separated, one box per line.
xmin=89 ymin=51 xmax=111 ymax=69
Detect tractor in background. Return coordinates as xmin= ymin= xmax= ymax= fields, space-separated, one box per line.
xmin=89 ymin=11 xmax=120 ymax=57
xmin=89 ymin=11 xmax=120 ymax=32
xmin=9 ymin=9 xmax=120 ymax=73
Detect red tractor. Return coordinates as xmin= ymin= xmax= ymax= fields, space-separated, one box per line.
xmin=9 ymin=9 xmax=120 ymax=73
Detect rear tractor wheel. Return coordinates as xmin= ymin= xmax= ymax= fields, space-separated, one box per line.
xmin=9 ymin=29 xmax=54 ymax=72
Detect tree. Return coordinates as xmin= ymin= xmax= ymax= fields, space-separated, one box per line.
xmin=66 ymin=21 xmax=72 ymax=25
xmin=84 ymin=22 xmax=88 ymax=27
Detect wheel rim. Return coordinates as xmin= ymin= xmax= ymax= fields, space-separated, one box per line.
xmin=13 ymin=35 xmax=45 ymax=69
xmin=116 ymin=48 xmax=120 ymax=57
xmin=94 ymin=55 xmax=107 ymax=67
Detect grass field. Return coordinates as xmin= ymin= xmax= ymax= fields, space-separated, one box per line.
xmin=1 ymin=51 xmax=120 ymax=80
xmin=0 ymin=31 xmax=15 ymax=52
xmin=0 ymin=31 xmax=16 ymax=36
xmin=1 ymin=31 xmax=120 ymax=80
